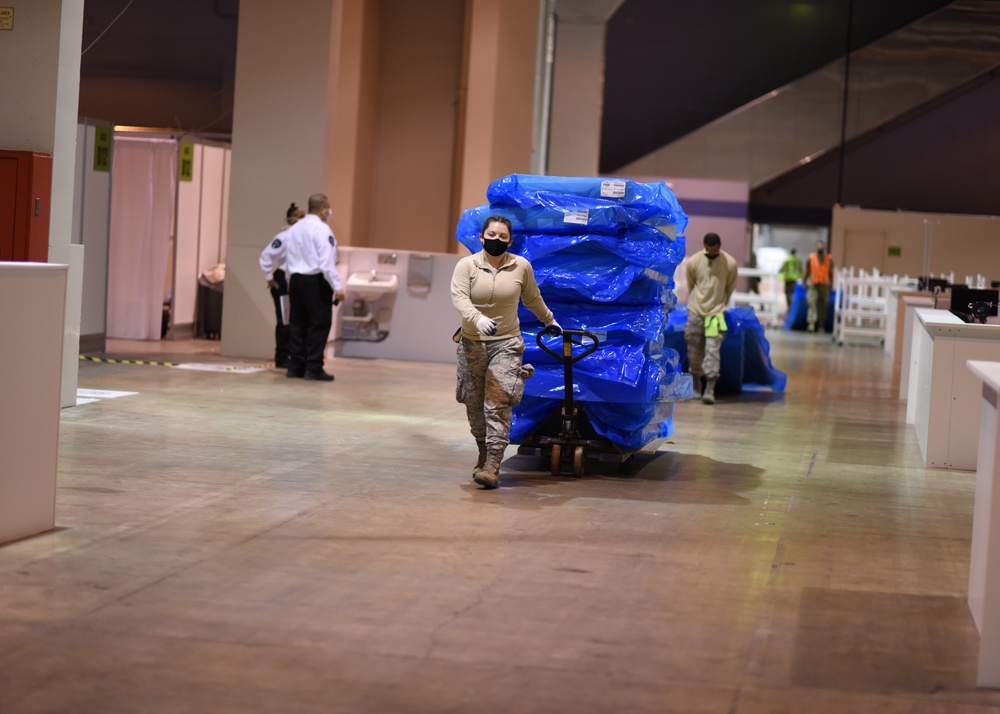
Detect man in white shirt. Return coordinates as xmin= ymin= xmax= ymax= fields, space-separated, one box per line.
xmin=283 ymin=193 xmax=345 ymax=381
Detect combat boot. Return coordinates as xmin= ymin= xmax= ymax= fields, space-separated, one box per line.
xmin=702 ymin=378 xmax=716 ymax=405
xmin=473 ymin=448 xmax=504 ymax=489
xmin=473 ymin=439 xmax=488 ymax=474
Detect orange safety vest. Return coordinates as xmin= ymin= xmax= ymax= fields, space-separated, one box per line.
xmin=809 ymin=253 xmax=832 ymax=285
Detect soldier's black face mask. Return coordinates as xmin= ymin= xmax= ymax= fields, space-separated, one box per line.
xmin=483 ymin=238 xmax=509 ymax=257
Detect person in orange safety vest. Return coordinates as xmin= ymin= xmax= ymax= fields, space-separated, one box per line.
xmin=804 ymin=241 xmax=834 ymax=333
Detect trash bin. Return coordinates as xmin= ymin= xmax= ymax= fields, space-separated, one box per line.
xmin=197 ymin=276 xmax=223 ymax=340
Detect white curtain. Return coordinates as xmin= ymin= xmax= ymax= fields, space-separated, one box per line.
xmin=107 ymin=137 xmax=177 ymax=339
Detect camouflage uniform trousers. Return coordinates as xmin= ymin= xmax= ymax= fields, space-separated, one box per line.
xmin=684 ymin=314 xmax=724 ymax=380
xmin=456 ymin=335 xmax=532 ymax=451
xmin=807 ymin=282 xmax=831 ymax=331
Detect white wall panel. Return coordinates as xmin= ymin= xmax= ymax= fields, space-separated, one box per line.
xmin=173 ymin=143 xmax=203 ymax=328
xmin=220 ymin=147 xmax=231 ymax=262
xmin=198 ymin=145 xmax=226 ymax=273
xmin=77 ymin=122 xmax=113 ymax=340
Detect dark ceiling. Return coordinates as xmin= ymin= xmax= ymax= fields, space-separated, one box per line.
xmin=80 ymin=0 xmax=954 ymax=174
xmin=600 ymin=0 xmax=955 ymax=172
xmin=82 ymin=0 xmax=238 ymax=81
xmin=81 ymin=0 xmax=239 ymax=133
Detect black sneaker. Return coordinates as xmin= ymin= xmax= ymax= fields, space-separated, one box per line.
xmin=304 ymin=371 xmax=334 ymax=382
xmin=286 ymin=370 xmax=304 ymax=379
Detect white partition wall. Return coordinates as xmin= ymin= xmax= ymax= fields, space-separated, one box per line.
xmin=967 ymin=361 xmax=1000 ymax=688
xmin=70 ymin=131 xmax=231 ymax=345
xmin=0 ymin=263 xmax=67 ymax=544
xmin=73 ymin=120 xmax=113 ymax=353
xmin=220 ymin=147 xmax=231 ymax=263
xmin=171 ymin=140 xmax=231 ymax=338
xmin=197 ymin=145 xmax=227 ymax=273
xmin=106 ymin=136 xmax=178 ymax=340
xmin=830 ymin=206 xmax=1000 ymax=281
xmin=173 ymin=143 xmax=204 ymax=333
xmin=907 ymin=308 xmax=1000 ymax=470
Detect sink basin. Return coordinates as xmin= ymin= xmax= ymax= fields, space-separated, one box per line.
xmin=346 ymin=271 xmax=398 ymax=297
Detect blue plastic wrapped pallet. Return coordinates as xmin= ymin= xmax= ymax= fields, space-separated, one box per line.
xmin=666 ymin=304 xmax=787 ymax=394
xmin=456 ymin=174 xmax=695 ymax=452
xmin=487 ymin=174 xmax=689 ymax=236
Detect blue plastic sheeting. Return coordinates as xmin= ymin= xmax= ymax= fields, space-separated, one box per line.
xmin=458 ymin=173 xmax=692 ymax=451
xmin=517 ymin=225 xmax=686 ymax=275
xmin=520 ymin=324 xmax=686 ymax=402
xmin=783 ymin=283 xmax=837 ymax=332
xmin=589 ymin=401 xmax=675 ymax=449
xmin=532 ymin=254 xmax=674 ymax=305
xmin=486 ymin=174 xmax=689 ymax=237
xmin=510 ymin=395 xmax=679 ymax=452
xmin=457 ymin=202 xmax=637 ymax=243
xmin=666 ymin=305 xmax=787 ymax=393
xmin=782 ymin=283 xmax=808 ymax=330
xmin=520 ymin=301 xmax=672 ymax=343
xmin=521 ymin=360 xmax=688 ymax=404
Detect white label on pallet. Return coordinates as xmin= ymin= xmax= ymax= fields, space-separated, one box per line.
xmin=600 ymin=180 xmax=626 ymax=198
xmin=563 ymin=209 xmax=589 ymax=225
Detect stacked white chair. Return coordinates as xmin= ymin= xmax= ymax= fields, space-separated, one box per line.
xmin=833 ymin=267 xmax=915 ymax=346
xmin=729 ymin=267 xmax=782 ymax=326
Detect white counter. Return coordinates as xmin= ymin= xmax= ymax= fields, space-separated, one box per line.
xmin=0 ymin=262 xmax=67 ymax=544
xmin=906 ymin=308 xmax=1000 ymax=470
xmin=966 ymin=360 xmax=1000 ymax=688
xmin=892 ymin=292 xmax=947 ymax=399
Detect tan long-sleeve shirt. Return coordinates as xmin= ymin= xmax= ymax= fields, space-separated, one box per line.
xmin=686 ymin=250 xmax=738 ymax=318
xmin=451 ymin=251 xmax=554 ymax=341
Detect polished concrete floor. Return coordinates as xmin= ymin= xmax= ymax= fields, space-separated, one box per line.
xmin=2 ymin=331 xmax=999 ymax=713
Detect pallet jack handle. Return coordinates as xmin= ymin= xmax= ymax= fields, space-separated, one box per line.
xmin=536 ymin=326 xmax=600 ymax=425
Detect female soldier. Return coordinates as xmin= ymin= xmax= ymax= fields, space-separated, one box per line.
xmin=451 ymin=215 xmax=561 ymax=489
xmin=259 ymin=202 xmax=305 ymax=367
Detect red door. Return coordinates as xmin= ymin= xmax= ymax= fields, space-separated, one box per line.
xmin=0 ymin=155 xmax=20 ymax=261
xmin=0 ymin=150 xmax=52 ymax=262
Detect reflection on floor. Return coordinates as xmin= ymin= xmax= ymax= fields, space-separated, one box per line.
xmin=2 ymin=331 xmax=998 ymax=712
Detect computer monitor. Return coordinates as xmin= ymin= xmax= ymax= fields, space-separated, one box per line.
xmin=949 ymin=286 xmax=999 ymax=323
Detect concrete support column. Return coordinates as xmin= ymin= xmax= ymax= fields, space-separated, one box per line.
xmin=458 ymin=0 xmax=540 ymax=211
xmin=0 ymin=1 xmax=84 ymax=407
xmin=329 ymin=0 xmax=380 ymax=250
xmin=222 ymin=0 xmax=378 ymax=359
xmin=545 ymin=0 xmax=623 ymax=176
xmin=224 ymin=0 xmax=542 ymax=359
xmin=547 ymin=18 xmax=605 ymax=175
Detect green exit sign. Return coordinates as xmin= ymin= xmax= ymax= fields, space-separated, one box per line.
xmin=887 ymin=246 xmax=902 ymax=257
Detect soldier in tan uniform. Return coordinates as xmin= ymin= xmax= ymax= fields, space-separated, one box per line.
xmin=685 ymin=232 xmax=738 ymax=404
xmin=451 ymin=215 xmax=561 ymax=489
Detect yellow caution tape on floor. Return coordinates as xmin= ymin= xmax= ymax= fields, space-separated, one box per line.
xmin=79 ymin=355 xmax=177 ymax=367
xmin=79 ymin=355 xmax=276 ymax=371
